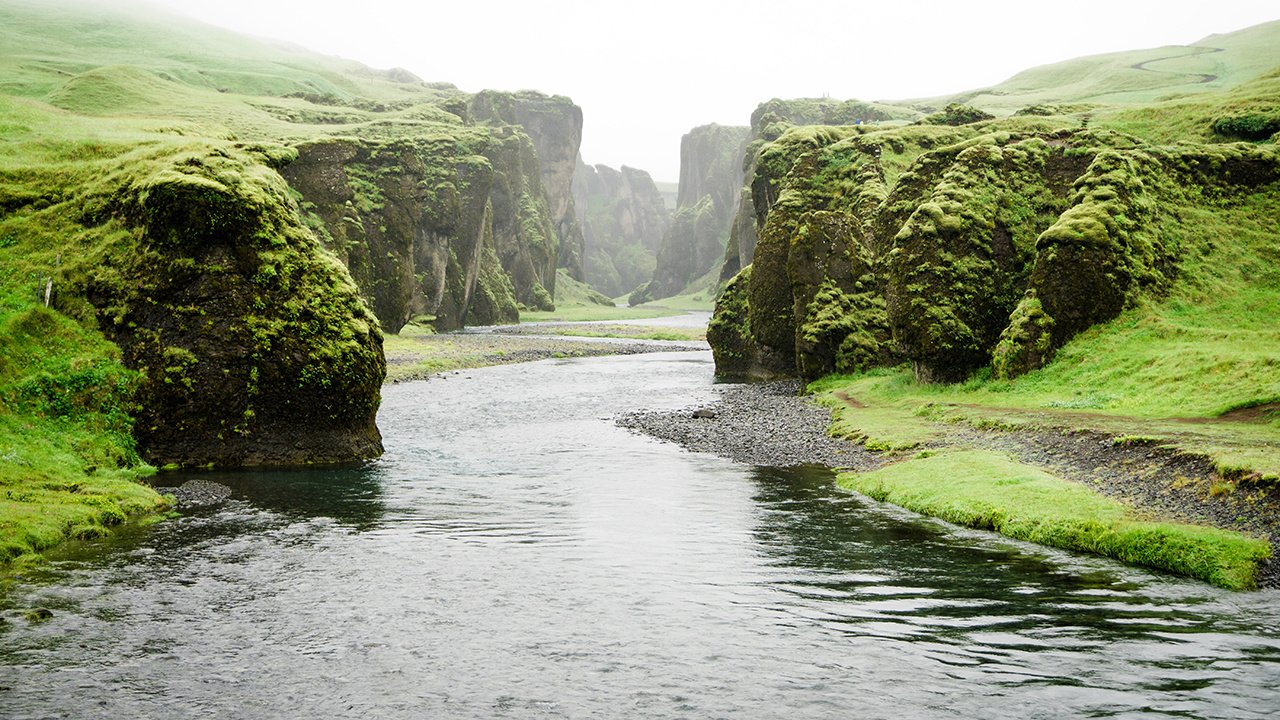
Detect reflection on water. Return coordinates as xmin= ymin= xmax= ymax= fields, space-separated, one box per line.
xmin=2 ymin=351 xmax=1278 ymax=719
xmin=160 ymin=463 xmax=387 ymax=530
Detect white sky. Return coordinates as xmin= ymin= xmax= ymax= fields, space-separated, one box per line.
xmin=142 ymin=0 xmax=1278 ymax=182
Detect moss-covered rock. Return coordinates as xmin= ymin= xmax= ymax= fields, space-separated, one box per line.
xmin=991 ymin=290 xmax=1055 ymax=379
xmin=465 ymin=206 xmax=520 ymax=326
xmin=468 ymin=90 xmax=586 ymax=281
xmin=707 ymin=265 xmax=791 ymax=378
xmin=573 ymin=161 xmax=668 ymax=297
xmin=74 ymin=147 xmax=384 ymax=467
xmin=480 ymin=126 xmax=560 ymax=312
xmin=885 ymin=137 xmax=1070 ymax=382
xmin=282 ymin=134 xmax=494 ymax=332
xmin=921 ymin=103 xmax=995 ymax=126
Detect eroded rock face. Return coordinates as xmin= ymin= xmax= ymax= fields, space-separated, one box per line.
xmin=469 ymin=90 xmax=586 ymax=284
xmin=720 ymin=98 xmax=916 ymax=280
xmin=708 ymin=118 xmax=1280 ymax=383
xmin=640 ymin=124 xmax=749 ymax=301
xmin=573 ymin=160 xmax=670 ymax=297
xmin=76 ymin=147 xmax=385 ymax=467
xmin=282 ymin=134 xmax=517 ymax=332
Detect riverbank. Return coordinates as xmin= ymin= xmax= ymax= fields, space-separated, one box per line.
xmin=381 ymin=326 xmax=707 ymax=383
xmin=619 ymin=379 xmax=1278 ymax=590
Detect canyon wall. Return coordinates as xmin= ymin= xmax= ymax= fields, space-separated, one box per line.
xmin=573 ymin=160 xmax=670 ymax=297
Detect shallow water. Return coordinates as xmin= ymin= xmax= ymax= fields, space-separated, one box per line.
xmin=3 ymin=351 xmax=1278 ymax=719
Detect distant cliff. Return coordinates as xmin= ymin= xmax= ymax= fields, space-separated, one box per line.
xmin=284 ymin=91 xmax=590 ymax=328
xmin=573 ymin=160 xmax=670 ymax=297
xmin=632 ymin=124 xmax=749 ymax=303
xmin=469 ymin=90 xmax=588 ymax=284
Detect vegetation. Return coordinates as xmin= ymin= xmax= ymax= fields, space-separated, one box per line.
xmin=0 ymin=0 xmax=577 ymax=566
xmin=839 ymin=450 xmax=1270 ymax=590
xmin=708 ymin=21 xmax=1280 ymax=585
xmin=0 ymin=287 xmax=168 ymax=566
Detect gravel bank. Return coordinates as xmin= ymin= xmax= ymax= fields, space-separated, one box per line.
xmin=958 ymin=426 xmax=1280 ymax=588
xmin=151 ymin=479 xmax=232 ymax=509
xmin=618 ymin=379 xmax=1279 ymax=588
xmin=618 ymin=380 xmax=879 ymax=470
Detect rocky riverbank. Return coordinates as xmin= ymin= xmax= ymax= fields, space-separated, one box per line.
xmin=618 ymin=380 xmax=878 ymax=469
xmin=618 ymin=380 xmax=1280 ymax=589
xmin=382 ymin=330 xmax=706 ymax=383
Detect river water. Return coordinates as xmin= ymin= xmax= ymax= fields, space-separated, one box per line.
xmin=3 ymin=350 xmax=1279 ymax=719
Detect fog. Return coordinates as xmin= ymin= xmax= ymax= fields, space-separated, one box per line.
xmin=137 ymin=0 xmax=1278 ymax=181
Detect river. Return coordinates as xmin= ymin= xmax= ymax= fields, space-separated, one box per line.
xmin=2 ymin=350 xmax=1278 ymax=719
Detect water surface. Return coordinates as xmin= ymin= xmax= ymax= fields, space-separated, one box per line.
xmin=2 ymin=351 xmax=1278 ymax=719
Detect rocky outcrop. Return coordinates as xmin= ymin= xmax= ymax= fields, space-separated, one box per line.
xmin=635 ymin=124 xmax=749 ymax=302
xmin=469 ymin=90 xmax=587 ymax=283
xmin=67 ymin=145 xmax=385 ymax=466
xmin=480 ymin=125 xmax=560 ymax=312
xmin=573 ymin=159 xmax=670 ymax=297
xmin=719 ymin=98 xmax=918 ymax=281
xmin=282 ymin=130 xmax=521 ymax=332
xmin=708 ymin=115 xmax=1280 ymax=383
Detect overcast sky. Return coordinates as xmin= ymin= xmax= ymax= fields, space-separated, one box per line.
xmin=145 ymin=0 xmax=1277 ymax=182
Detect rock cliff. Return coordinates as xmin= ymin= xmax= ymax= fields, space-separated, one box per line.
xmin=281 ymin=131 xmax=519 ymax=332
xmin=719 ymin=98 xmax=920 ymax=281
xmin=59 ymin=144 xmax=387 ymax=466
xmin=710 ymin=113 xmax=1280 ymax=383
xmin=634 ymin=124 xmax=749 ymax=303
xmin=469 ymin=90 xmax=587 ymax=284
xmin=573 ymin=160 xmax=670 ymax=297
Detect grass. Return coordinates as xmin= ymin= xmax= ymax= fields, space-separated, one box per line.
xmin=909 ymin=20 xmax=1280 ymax=115
xmin=0 ymin=288 xmax=167 ymax=567
xmin=808 ymin=165 xmax=1280 ymax=480
xmin=509 ymin=324 xmax=706 ymax=342
xmin=838 ymin=450 xmax=1271 ymax=589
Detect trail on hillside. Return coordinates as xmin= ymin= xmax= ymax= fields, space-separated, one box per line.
xmin=1129 ymin=44 xmax=1225 ymax=85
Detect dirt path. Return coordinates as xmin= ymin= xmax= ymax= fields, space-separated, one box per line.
xmin=1128 ymin=44 xmax=1225 ymax=84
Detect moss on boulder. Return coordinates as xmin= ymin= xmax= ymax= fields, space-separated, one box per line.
xmin=73 ymin=146 xmax=384 ymax=467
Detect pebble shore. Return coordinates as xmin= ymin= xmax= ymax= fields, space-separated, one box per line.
xmin=618 ymin=380 xmax=879 ymax=470
xmin=618 ymin=379 xmax=1280 ymax=588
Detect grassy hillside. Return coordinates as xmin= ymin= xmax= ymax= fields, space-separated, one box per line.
xmin=909 ymin=20 xmax=1280 ymax=114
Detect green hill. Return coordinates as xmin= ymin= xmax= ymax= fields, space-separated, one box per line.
xmin=907 ymin=20 xmax=1280 ymax=114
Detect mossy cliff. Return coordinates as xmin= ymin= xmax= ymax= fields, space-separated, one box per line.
xmin=635 ymin=124 xmax=749 ymax=303
xmin=2 ymin=141 xmax=385 ymax=467
xmin=573 ymin=160 xmax=670 ymax=297
xmin=719 ymin=98 xmax=922 ymax=281
xmin=0 ymin=0 xmax=595 ymax=560
xmin=281 ymin=132 xmax=520 ymax=332
xmin=469 ymin=90 xmax=587 ymax=283
xmin=710 ymin=101 xmax=1280 ymax=383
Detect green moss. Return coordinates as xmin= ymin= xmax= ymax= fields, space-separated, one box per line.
xmin=799 ymin=279 xmax=889 ymax=378
xmin=920 ymin=103 xmax=995 ymax=126
xmin=991 ymin=291 xmax=1055 ymax=379
xmin=885 ymin=135 xmax=1066 ymax=382
xmin=708 ymin=265 xmax=755 ymax=376
xmin=838 ymin=450 xmax=1271 ymax=589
